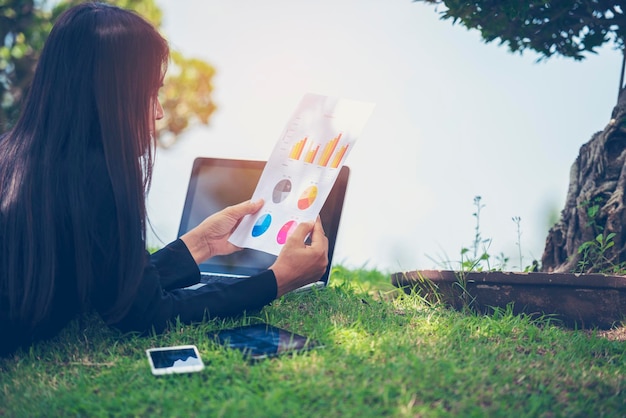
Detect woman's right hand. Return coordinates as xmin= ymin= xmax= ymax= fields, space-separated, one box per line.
xmin=269 ymin=217 xmax=329 ymax=297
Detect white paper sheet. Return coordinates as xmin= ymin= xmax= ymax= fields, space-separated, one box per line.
xmin=228 ymin=93 xmax=375 ymax=255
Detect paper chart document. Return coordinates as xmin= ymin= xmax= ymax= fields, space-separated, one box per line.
xmin=229 ymin=93 xmax=375 ymax=255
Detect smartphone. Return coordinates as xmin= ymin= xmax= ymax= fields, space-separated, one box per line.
xmin=210 ymin=323 xmax=321 ymax=361
xmin=146 ymin=345 xmax=205 ymax=375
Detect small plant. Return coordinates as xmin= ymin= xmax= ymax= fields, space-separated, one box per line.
xmin=458 ymin=196 xmax=514 ymax=273
xmin=455 ymin=196 xmax=499 ymax=309
xmin=582 ymin=196 xmax=604 ymax=233
xmin=576 ymin=232 xmax=624 ymax=273
xmin=459 ymin=196 xmax=493 ymax=272
xmin=472 ymin=196 xmax=491 ymax=262
xmin=575 ymin=197 xmax=626 ymax=273
xmin=512 ymin=216 xmax=523 ymax=272
xmin=426 ymin=196 xmax=535 ymax=273
xmin=425 ymin=196 xmax=538 ymax=309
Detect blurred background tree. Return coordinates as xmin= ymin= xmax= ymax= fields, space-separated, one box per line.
xmin=0 ymin=0 xmax=216 ymax=147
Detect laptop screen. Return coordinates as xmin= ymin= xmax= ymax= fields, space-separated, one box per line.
xmin=177 ymin=158 xmax=350 ymax=281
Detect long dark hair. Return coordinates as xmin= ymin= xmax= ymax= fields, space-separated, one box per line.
xmin=0 ymin=2 xmax=169 ymax=326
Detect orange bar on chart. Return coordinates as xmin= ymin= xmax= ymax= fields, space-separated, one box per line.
xmin=318 ymin=133 xmax=342 ymax=167
xmin=304 ymin=144 xmax=319 ymax=163
xmin=289 ymin=137 xmax=307 ymax=160
xmin=330 ymin=144 xmax=348 ymax=168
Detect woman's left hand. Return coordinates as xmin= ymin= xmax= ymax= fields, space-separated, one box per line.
xmin=180 ymin=199 xmax=264 ymax=264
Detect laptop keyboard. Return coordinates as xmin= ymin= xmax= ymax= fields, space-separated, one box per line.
xmin=200 ymin=274 xmax=247 ymax=284
xmin=184 ymin=274 xmax=245 ymax=291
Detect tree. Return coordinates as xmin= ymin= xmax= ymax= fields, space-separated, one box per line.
xmin=416 ymin=1 xmax=626 ymax=93
xmin=0 ymin=0 xmax=216 ymax=147
xmin=416 ymin=1 xmax=626 ymax=272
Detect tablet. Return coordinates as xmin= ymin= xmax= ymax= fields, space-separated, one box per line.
xmin=211 ymin=323 xmax=321 ymax=361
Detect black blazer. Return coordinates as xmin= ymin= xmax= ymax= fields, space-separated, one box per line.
xmin=0 ymin=152 xmax=277 ymax=356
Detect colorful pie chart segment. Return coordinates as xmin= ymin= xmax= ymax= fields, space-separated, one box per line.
xmin=251 ymin=213 xmax=272 ymax=237
xmin=297 ymin=185 xmax=318 ymax=210
xmin=272 ymin=179 xmax=292 ymax=203
xmin=276 ymin=220 xmax=298 ymax=244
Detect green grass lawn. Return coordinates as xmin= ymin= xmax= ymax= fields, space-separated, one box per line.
xmin=1 ymin=266 xmax=624 ymax=417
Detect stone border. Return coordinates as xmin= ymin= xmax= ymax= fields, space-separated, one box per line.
xmin=391 ymin=270 xmax=626 ymax=329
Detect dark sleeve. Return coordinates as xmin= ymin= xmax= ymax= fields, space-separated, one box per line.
xmin=85 ymin=152 xmax=277 ymax=334
xmin=149 ymin=239 xmax=200 ymax=291
xmin=110 ymin=239 xmax=278 ymax=334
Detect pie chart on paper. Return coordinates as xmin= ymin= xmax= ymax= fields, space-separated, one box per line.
xmin=297 ymin=185 xmax=318 ymax=210
xmin=272 ymin=179 xmax=292 ymax=203
xmin=251 ymin=213 xmax=272 ymax=237
xmin=276 ymin=220 xmax=298 ymax=244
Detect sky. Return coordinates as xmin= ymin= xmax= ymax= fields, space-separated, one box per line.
xmin=145 ymin=0 xmax=623 ymax=273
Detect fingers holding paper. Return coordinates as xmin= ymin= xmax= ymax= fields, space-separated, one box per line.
xmin=270 ymin=216 xmax=329 ymax=297
xmin=181 ymin=199 xmax=264 ymax=263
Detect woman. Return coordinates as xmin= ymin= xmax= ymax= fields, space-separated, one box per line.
xmin=0 ymin=2 xmax=328 ymax=356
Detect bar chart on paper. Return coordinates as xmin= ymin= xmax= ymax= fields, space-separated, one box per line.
xmin=288 ymin=134 xmax=349 ymax=169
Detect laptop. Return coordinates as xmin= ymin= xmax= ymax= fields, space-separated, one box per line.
xmin=177 ymin=157 xmax=350 ymax=291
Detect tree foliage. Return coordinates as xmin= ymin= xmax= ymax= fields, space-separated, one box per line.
xmin=0 ymin=0 xmax=216 ymax=147
xmin=415 ymin=1 xmax=626 ymax=61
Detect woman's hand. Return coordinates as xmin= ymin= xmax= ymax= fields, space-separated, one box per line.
xmin=180 ymin=199 xmax=264 ymax=264
xmin=269 ymin=217 xmax=329 ymax=297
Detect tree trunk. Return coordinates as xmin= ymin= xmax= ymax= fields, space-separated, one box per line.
xmin=542 ymin=91 xmax=626 ymax=273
